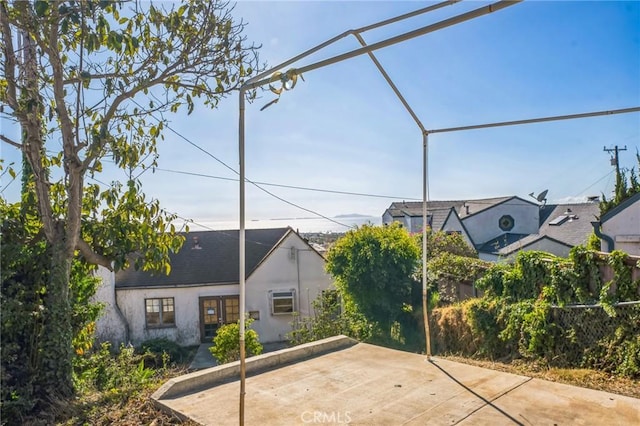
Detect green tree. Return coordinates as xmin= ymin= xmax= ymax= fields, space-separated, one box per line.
xmin=600 ymin=150 xmax=640 ymax=215
xmin=325 ymin=223 xmax=420 ymax=338
xmin=0 ymin=0 xmax=261 ymax=404
xmin=210 ymin=319 xmax=263 ymax=364
xmin=423 ymin=229 xmax=478 ymax=259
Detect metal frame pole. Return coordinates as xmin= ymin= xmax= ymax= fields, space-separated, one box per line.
xmin=238 ymin=90 xmax=246 ymax=425
xmin=243 ymin=1 xmax=460 ymax=90
xmin=237 ymin=2 xmax=521 ymax=422
xmin=423 ymin=132 xmax=431 ymax=358
xmin=427 ymin=107 xmax=640 ymax=134
xmin=243 ymin=1 xmax=522 ymax=91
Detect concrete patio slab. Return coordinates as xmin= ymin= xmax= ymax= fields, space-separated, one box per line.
xmin=154 ymin=336 xmax=640 ymax=425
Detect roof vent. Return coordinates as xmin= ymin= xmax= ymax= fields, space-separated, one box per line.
xmin=192 ymin=236 xmax=202 ymax=250
xmin=550 ymin=210 xmax=579 ymax=226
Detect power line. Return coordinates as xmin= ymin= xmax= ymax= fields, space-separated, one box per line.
xmin=130 ymin=99 xmax=354 ymax=229
xmin=153 ymin=167 xmax=420 ymax=200
xmin=574 ymin=169 xmax=615 ymax=197
xmin=0 ymin=169 xmax=21 ymax=194
xmin=86 ymin=175 xmax=303 ymax=248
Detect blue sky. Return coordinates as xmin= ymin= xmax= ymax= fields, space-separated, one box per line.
xmin=1 ymin=1 xmax=639 ymax=232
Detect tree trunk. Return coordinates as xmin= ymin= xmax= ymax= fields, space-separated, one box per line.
xmin=37 ymin=237 xmax=74 ymax=399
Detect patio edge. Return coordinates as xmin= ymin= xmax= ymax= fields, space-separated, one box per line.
xmin=152 ymin=335 xmax=358 ymax=401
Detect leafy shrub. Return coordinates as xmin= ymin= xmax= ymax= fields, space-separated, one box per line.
xmin=608 ymin=250 xmax=636 ymax=301
xmin=464 ymin=298 xmax=509 ymax=359
xmin=209 ymin=319 xmax=263 ymax=364
xmin=137 ymin=338 xmax=191 ymax=368
xmin=433 ymin=248 xmax=640 ymax=378
xmin=581 ymin=305 xmax=640 ymax=378
xmin=513 ymin=251 xmax=555 ymax=300
xmin=568 ymin=246 xmax=602 ymax=302
xmin=73 ymin=342 xmax=156 ymax=398
xmin=475 ymin=263 xmax=510 ymax=298
xmin=288 ymin=290 xmax=373 ymax=346
xmin=498 ymin=300 xmax=534 ymax=355
xmin=518 ymin=300 xmax=559 ymax=359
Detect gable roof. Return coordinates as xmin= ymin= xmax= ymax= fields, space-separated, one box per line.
xmin=459 ymin=196 xmax=537 ymax=219
xmin=115 ymin=227 xmax=292 ymax=289
xmin=429 ymin=207 xmax=455 ymax=231
xmin=383 ymin=196 xmax=533 ymax=222
xmin=600 ymin=192 xmax=640 ymax=224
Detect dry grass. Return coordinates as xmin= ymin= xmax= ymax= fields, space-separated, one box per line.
xmin=439 ymin=355 xmax=640 ymax=399
xmin=52 ymin=367 xmax=200 ymax=426
xmin=19 ymin=345 xmax=203 ymax=426
xmin=432 ymin=304 xmax=477 ymax=354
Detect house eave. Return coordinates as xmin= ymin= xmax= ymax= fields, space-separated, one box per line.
xmin=116 ymin=281 xmax=239 ymax=291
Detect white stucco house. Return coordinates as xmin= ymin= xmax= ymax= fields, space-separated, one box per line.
xmin=593 ymin=192 xmax=640 ymax=256
xmin=383 ymin=196 xmax=601 ymax=261
xmin=94 ymin=227 xmax=333 ymax=347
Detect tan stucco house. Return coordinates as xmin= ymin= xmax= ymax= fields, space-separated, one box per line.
xmin=94 ymin=227 xmax=333 ymax=346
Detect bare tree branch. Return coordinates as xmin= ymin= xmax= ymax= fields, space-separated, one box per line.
xmin=76 ymin=238 xmax=113 ymax=271
xmin=0 ymin=134 xmax=22 ymax=149
xmin=44 ymin=5 xmax=85 ymax=256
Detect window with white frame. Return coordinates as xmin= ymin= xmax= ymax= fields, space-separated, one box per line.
xmin=145 ymin=297 xmax=175 ymax=327
xmin=270 ymin=290 xmax=296 ymax=315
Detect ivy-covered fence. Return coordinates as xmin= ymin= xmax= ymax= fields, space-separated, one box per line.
xmin=430 ymin=248 xmax=640 ymax=378
xmin=552 ymin=302 xmax=640 ymax=376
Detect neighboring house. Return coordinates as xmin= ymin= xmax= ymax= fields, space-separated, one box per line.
xmin=382 ymin=199 xmax=476 ymax=247
xmin=480 ymin=202 xmax=600 ymax=261
xmin=593 ymin=192 xmax=640 ymax=256
xmin=383 ymin=196 xmax=601 ymax=261
xmin=94 ymin=227 xmax=333 ymax=347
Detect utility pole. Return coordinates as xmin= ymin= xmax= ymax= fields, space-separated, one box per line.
xmin=604 ymin=145 xmax=628 ymax=202
xmin=603 ymin=145 xmax=627 ymax=176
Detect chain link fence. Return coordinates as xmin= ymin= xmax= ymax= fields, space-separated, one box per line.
xmin=550 ymin=301 xmax=640 ymax=367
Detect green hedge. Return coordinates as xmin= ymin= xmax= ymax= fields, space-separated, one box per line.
xmin=432 ymin=248 xmax=640 ymax=378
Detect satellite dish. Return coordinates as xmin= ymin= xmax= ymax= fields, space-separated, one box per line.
xmin=536 ymin=189 xmax=548 ymax=203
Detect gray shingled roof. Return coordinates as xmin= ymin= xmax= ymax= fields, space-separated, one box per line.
xmin=384 ymin=196 xmax=517 ymax=221
xmin=490 ymin=203 xmax=600 ymax=256
xmin=430 ymin=208 xmax=454 ymax=231
xmin=115 ymin=228 xmax=291 ymax=288
xmin=537 ymin=203 xmax=600 ymax=246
